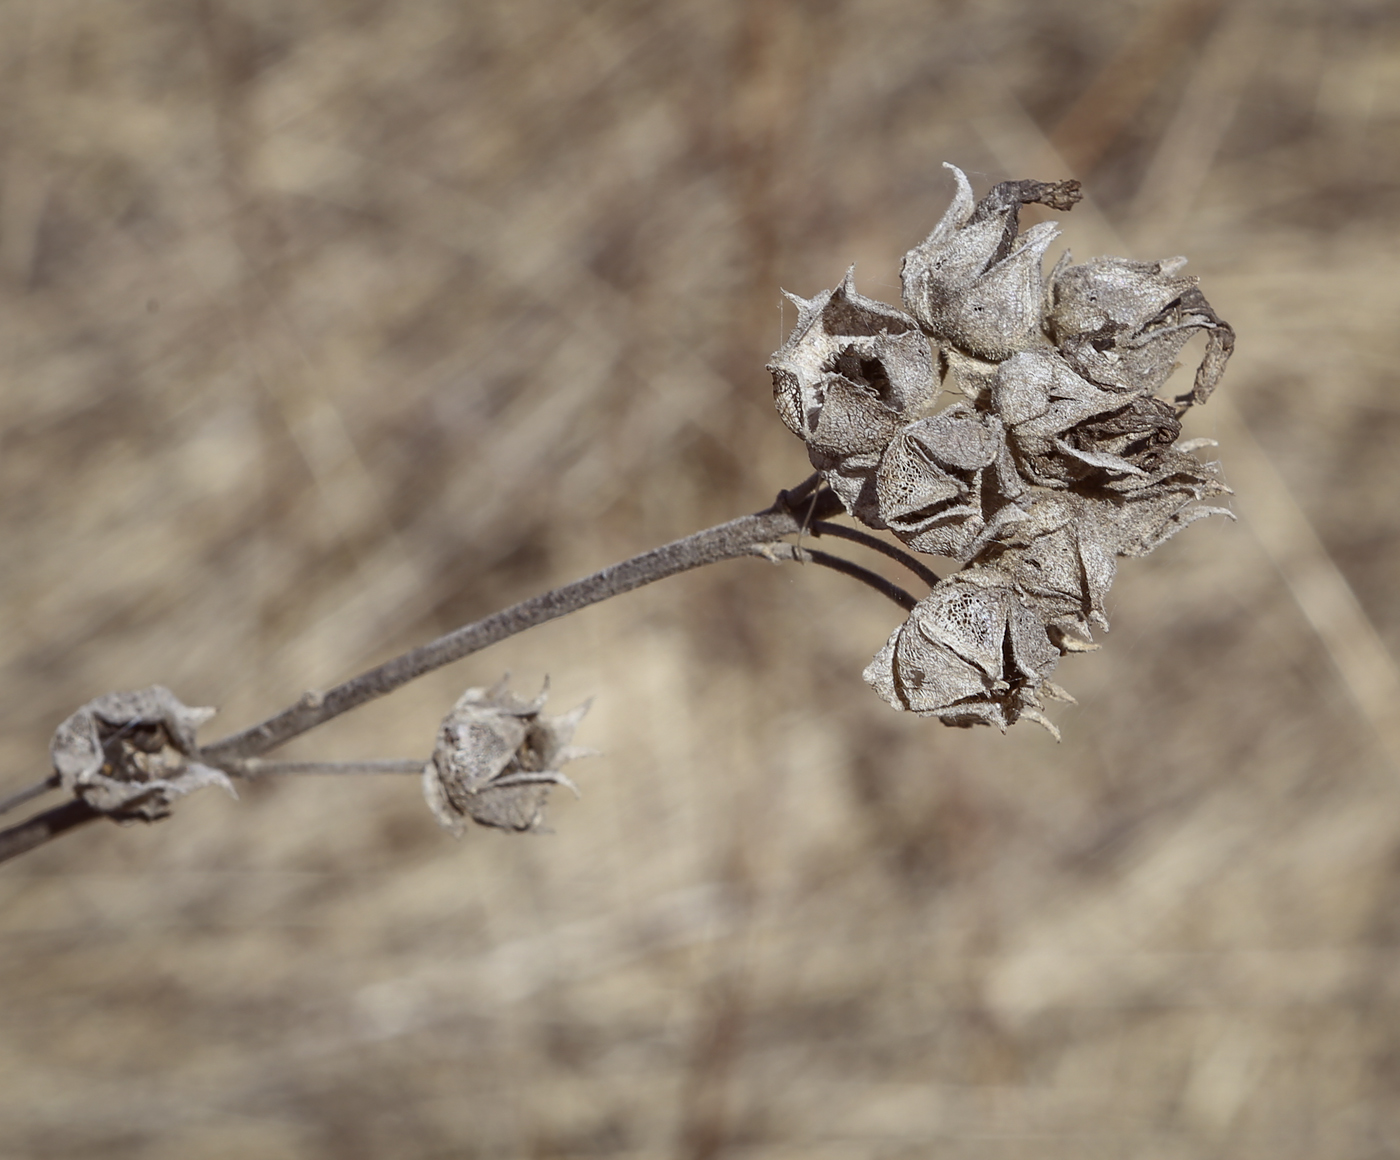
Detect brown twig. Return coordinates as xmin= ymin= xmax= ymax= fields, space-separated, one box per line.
xmin=809 ymin=522 xmax=942 ymax=589
xmin=801 ymin=549 xmax=916 ymax=612
xmin=755 ymin=542 xmax=917 ymax=612
xmin=0 ymin=481 xmax=910 ymax=865
xmin=200 ymin=485 xmax=843 ymax=764
xmin=0 ymin=774 xmax=59 ymax=817
xmin=0 ymin=800 xmax=102 ymax=864
xmin=231 ymin=759 xmax=425 ymax=776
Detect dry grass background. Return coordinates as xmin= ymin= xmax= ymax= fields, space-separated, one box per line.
xmin=2 ymin=0 xmax=1399 ymax=1156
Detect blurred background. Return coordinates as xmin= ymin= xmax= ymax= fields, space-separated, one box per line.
xmin=2 ymin=0 xmax=1399 ymax=1156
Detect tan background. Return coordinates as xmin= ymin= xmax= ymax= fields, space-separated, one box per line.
xmin=3 ymin=0 xmax=1400 ymax=1156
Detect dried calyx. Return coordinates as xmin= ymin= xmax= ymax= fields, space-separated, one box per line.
xmin=769 ymin=164 xmax=1235 ymax=736
xmin=423 ymin=677 xmax=591 ymax=835
xmin=49 ymin=686 xmax=235 ymax=821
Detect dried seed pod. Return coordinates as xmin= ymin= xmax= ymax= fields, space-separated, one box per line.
xmin=49 ymin=686 xmax=234 ymax=822
xmin=863 ymin=575 xmax=1061 ymax=733
xmin=1048 ymin=254 xmax=1197 ymax=345
xmin=1065 ymin=394 xmax=1183 ymax=475
xmin=993 ymin=350 xmax=1178 ymax=487
xmin=1107 ymin=479 xmax=1235 ymax=558
xmin=1048 ymin=255 xmax=1235 ymax=403
xmin=987 ymin=495 xmax=1117 ymax=637
xmin=769 ymin=268 xmax=939 ymax=526
xmin=875 ymin=403 xmax=1023 ymax=560
xmin=901 ymin=165 xmax=1080 ymax=360
xmin=422 ymin=677 xmax=590 ymax=836
xmin=990 ymin=348 xmax=1231 ymax=514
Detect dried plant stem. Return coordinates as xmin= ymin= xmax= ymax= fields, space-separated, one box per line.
xmin=754 ymin=542 xmax=917 ymax=612
xmin=1 ymin=480 xmax=917 ymax=865
xmin=801 ymin=549 xmax=916 ymax=610
xmin=808 ymin=522 xmax=942 ymax=589
xmin=0 ymin=800 xmax=101 ymax=864
xmin=0 ymin=775 xmax=59 ymax=817
xmin=233 ymin=759 xmax=425 ymax=776
xmin=198 ymin=484 xmax=843 ymax=764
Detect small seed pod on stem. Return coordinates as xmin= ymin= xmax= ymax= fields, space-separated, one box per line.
xmin=422 ymin=677 xmax=591 ymax=836
xmin=49 ymin=686 xmax=235 ymax=822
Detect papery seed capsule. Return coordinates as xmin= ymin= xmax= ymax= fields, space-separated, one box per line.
xmin=49 ymin=686 xmax=234 ymax=822
xmin=422 ymin=677 xmax=590 ymax=836
xmin=876 ymin=404 xmax=1009 ymax=560
xmin=769 ymin=268 xmax=939 ymax=528
xmin=1049 ymin=255 xmax=1235 ymax=403
xmin=901 ymin=164 xmax=1078 ymax=360
xmin=1048 ymin=255 xmax=1198 ymax=344
xmin=769 ymin=267 xmax=937 ymax=447
xmin=864 ymin=577 xmax=1060 ymax=733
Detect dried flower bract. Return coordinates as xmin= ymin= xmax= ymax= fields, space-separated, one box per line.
xmin=772 ymin=163 xmax=1236 ymax=734
xmin=49 ymin=686 xmax=235 ymax=821
xmin=423 ymin=677 xmax=590 ymax=836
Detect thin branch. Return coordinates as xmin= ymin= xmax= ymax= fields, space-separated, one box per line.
xmin=0 ymin=800 xmax=101 ymax=865
xmin=755 ymin=543 xmax=916 ymax=612
xmin=804 ymin=549 xmax=916 ymax=611
xmin=777 ymin=471 xmax=823 ymax=509
xmin=199 ymin=485 xmax=844 ymax=764
xmin=808 ymin=522 xmax=942 ymax=589
xmin=0 ymin=774 xmax=59 ymax=817
xmin=1 ymin=483 xmax=903 ymax=866
xmin=231 ymin=759 xmax=425 ymax=776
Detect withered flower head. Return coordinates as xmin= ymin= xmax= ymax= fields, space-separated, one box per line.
xmin=49 ymin=686 xmax=235 ymax=821
xmin=423 ymin=677 xmax=590 ymax=836
xmin=769 ymin=162 xmax=1235 ymax=735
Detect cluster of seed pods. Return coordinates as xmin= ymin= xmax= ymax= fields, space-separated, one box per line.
xmin=770 ymin=165 xmax=1235 ymax=735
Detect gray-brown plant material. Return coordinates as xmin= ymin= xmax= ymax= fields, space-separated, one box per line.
xmin=862 ymin=573 xmax=1069 ymax=737
xmin=876 ymin=402 xmax=1024 ymax=561
xmin=900 ymin=165 xmax=1082 ymax=360
xmin=772 ymin=163 xmax=1236 ymax=735
xmin=49 ymin=686 xmax=235 ymax=822
xmin=423 ymin=677 xmax=590 ymax=836
xmin=1047 ymin=254 xmax=1235 ymax=406
xmin=985 ymin=493 xmax=1117 ymax=635
xmin=991 ymin=350 xmax=1225 ymax=499
xmin=768 ymin=268 xmax=939 ymax=526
